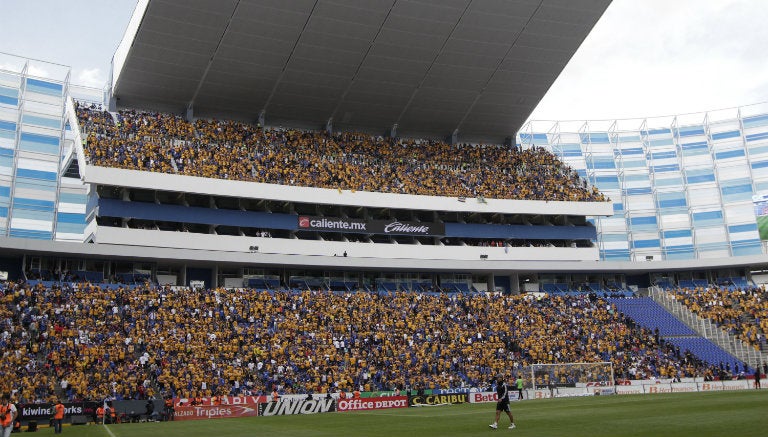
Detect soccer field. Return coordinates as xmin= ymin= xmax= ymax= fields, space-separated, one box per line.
xmin=67 ymin=391 xmax=767 ymax=437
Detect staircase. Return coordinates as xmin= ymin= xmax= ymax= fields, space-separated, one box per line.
xmin=648 ymin=287 xmax=768 ymax=370
xmin=740 ymin=312 xmax=768 ymax=354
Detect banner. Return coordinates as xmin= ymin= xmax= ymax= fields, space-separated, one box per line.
xmin=113 ymin=400 xmax=163 ymax=417
xmin=643 ymin=383 xmax=672 ymax=394
xmin=591 ymin=387 xmax=616 ymax=396
xmin=360 ymin=390 xmax=414 ymax=398
xmin=698 ymin=381 xmax=724 ymax=392
xmin=585 ymin=381 xmax=614 ymax=387
xmin=698 ymin=380 xmax=751 ymax=391
xmin=297 ymin=216 xmax=445 ymax=236
xmin=721 ymin=380 xmax=751 ymax=390
xmin=669 ymin=383 xmax=697 ymax=393
xmin=19 ymin=402 xmax=99 ymax=423
xmin=432 ymin=388 xmax=473 ymax=395
xmin=258 ymin=398 xmax=336 ymax=416
xmin=753 ymin=192 xmax=768 ymax=240
xmin=173 ymin=404 xmax=260 ymax=421
xmin=408 ymin=394 xmax=469 ymax=407
xmin=615 ymin=385 xmax=644 ymax=395
xmin=336 ymin=396 xmax=408 ymax=412
xmin=174 ymin=395 xmax=267 ymax=406
xmin=469 ymin=391 xmax=499 ymax=404
xmin=531 ymin=390 xmax=555 ymax=399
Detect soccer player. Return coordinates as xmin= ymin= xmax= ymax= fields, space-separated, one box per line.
xmin=489 ymin=376 xmax=516 ymax=430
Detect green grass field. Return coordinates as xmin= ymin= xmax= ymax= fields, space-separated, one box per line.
xmin=61 ymin=391 xmax=767 ymax=437
xmin=757 ymin=215 xmax=768 ymax=240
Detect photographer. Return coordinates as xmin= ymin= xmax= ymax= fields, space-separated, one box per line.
xmin=163 ymin=396 xmax=174 ymax=421
xmin=0 ymin=395 xmax=17 ymax=437
xmin=145 ymin=400 xmax=157 ymax=422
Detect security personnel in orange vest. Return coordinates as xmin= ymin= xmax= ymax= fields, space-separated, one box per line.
xmin=96 ymin=406 xmax=105 ymax=423
xmin=0 ymin=394 xmax=17 ymax=437
xmin=53 ymin=399 xmax=65 ymax=434
xmin=271 ymin=389 xmax=279 ymax=402
xmin=164 ymin=397 xmax=174 ymax=421
xmin=353 ymin=389 xmax=361 ymax=399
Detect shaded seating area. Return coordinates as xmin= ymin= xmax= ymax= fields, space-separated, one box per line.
xmin=607 ymin=297 xmax=747 ymax=374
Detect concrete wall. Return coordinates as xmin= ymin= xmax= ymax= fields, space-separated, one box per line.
xmin=94 ymin=227 xmax=600 ymax=262
xmin=82 ymin=165 xmax=614 ymax=217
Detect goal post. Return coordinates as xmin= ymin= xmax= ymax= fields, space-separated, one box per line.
xmin=529 ymin=362 xmax=615 ymax=396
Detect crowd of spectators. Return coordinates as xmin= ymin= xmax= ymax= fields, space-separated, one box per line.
xmin=1 ymin=279 xmax=728 ymax=405
xmin=75 ymin=103 xmax=606 ymax=202
xmin=668 ymin=285 xmax=768 ymax=349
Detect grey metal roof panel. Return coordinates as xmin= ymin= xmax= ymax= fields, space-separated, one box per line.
xmin=112 ymin=0 xmax=612 ymax=142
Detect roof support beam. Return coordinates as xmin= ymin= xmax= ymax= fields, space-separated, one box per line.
xmin=186 ymin=103 xmax=194 ymax=122
xmin=455 ymin=0 xmax=545 ymax=137
xmin=261 ymin=1 xmax=319 ymax=115
xmin=186 ymin=1 xmax=242 ymax=117
xmin=328 ymin=1 xmax=397 ymax=124
xmin=394 ymin=1 xmax=473 ymax=130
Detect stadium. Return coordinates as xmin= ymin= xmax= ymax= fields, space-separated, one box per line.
xmin=0 ymin=0 xmax=767 ymax=435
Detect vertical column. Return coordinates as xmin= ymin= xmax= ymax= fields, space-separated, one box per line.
xmin=509 ymin=274 xmax=520 ymax=295
xmin=0 ymin=67 xmax=23 ymax=237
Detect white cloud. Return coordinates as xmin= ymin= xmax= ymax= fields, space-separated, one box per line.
xmin=75 ymin=68 xmax=106 ymax=88
xmin=0 ymin=62 xmax=50 ymax=79
xmin=529 ymin=0 xmax=768 ymax=122
xmin=26 ymin=64 xmax=51 ymax=79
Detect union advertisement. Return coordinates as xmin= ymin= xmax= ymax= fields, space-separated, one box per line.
xmin=258 ymin=398 xmax=336 ymax=416
xmin=297 ymin=216 xmax=445 ymax=236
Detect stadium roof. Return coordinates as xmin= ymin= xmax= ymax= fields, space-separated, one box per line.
xmin=111 ymin=0 xmax=611 ymax=142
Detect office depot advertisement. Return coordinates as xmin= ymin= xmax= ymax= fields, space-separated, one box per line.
xmin=336 ymin=396 xmax=409 ymax=412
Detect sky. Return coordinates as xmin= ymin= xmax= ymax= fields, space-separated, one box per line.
xmin=0 ymin=0 xmax=767 ymax=123
xmin=528 ymin=0 xmax=768 ymax=122
xmin=0 ymin=0 xmax=136 ymax=88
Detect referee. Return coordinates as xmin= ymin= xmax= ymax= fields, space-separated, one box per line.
xmin=489 ymin=375 xmax=516 ymax=430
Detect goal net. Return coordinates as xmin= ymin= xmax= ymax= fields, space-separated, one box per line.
xmin=529 ymin=362 xmax=615 ymax=393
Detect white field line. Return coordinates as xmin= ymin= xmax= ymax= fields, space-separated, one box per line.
xmin=102 ymin=424 xmax=118 ymax=437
